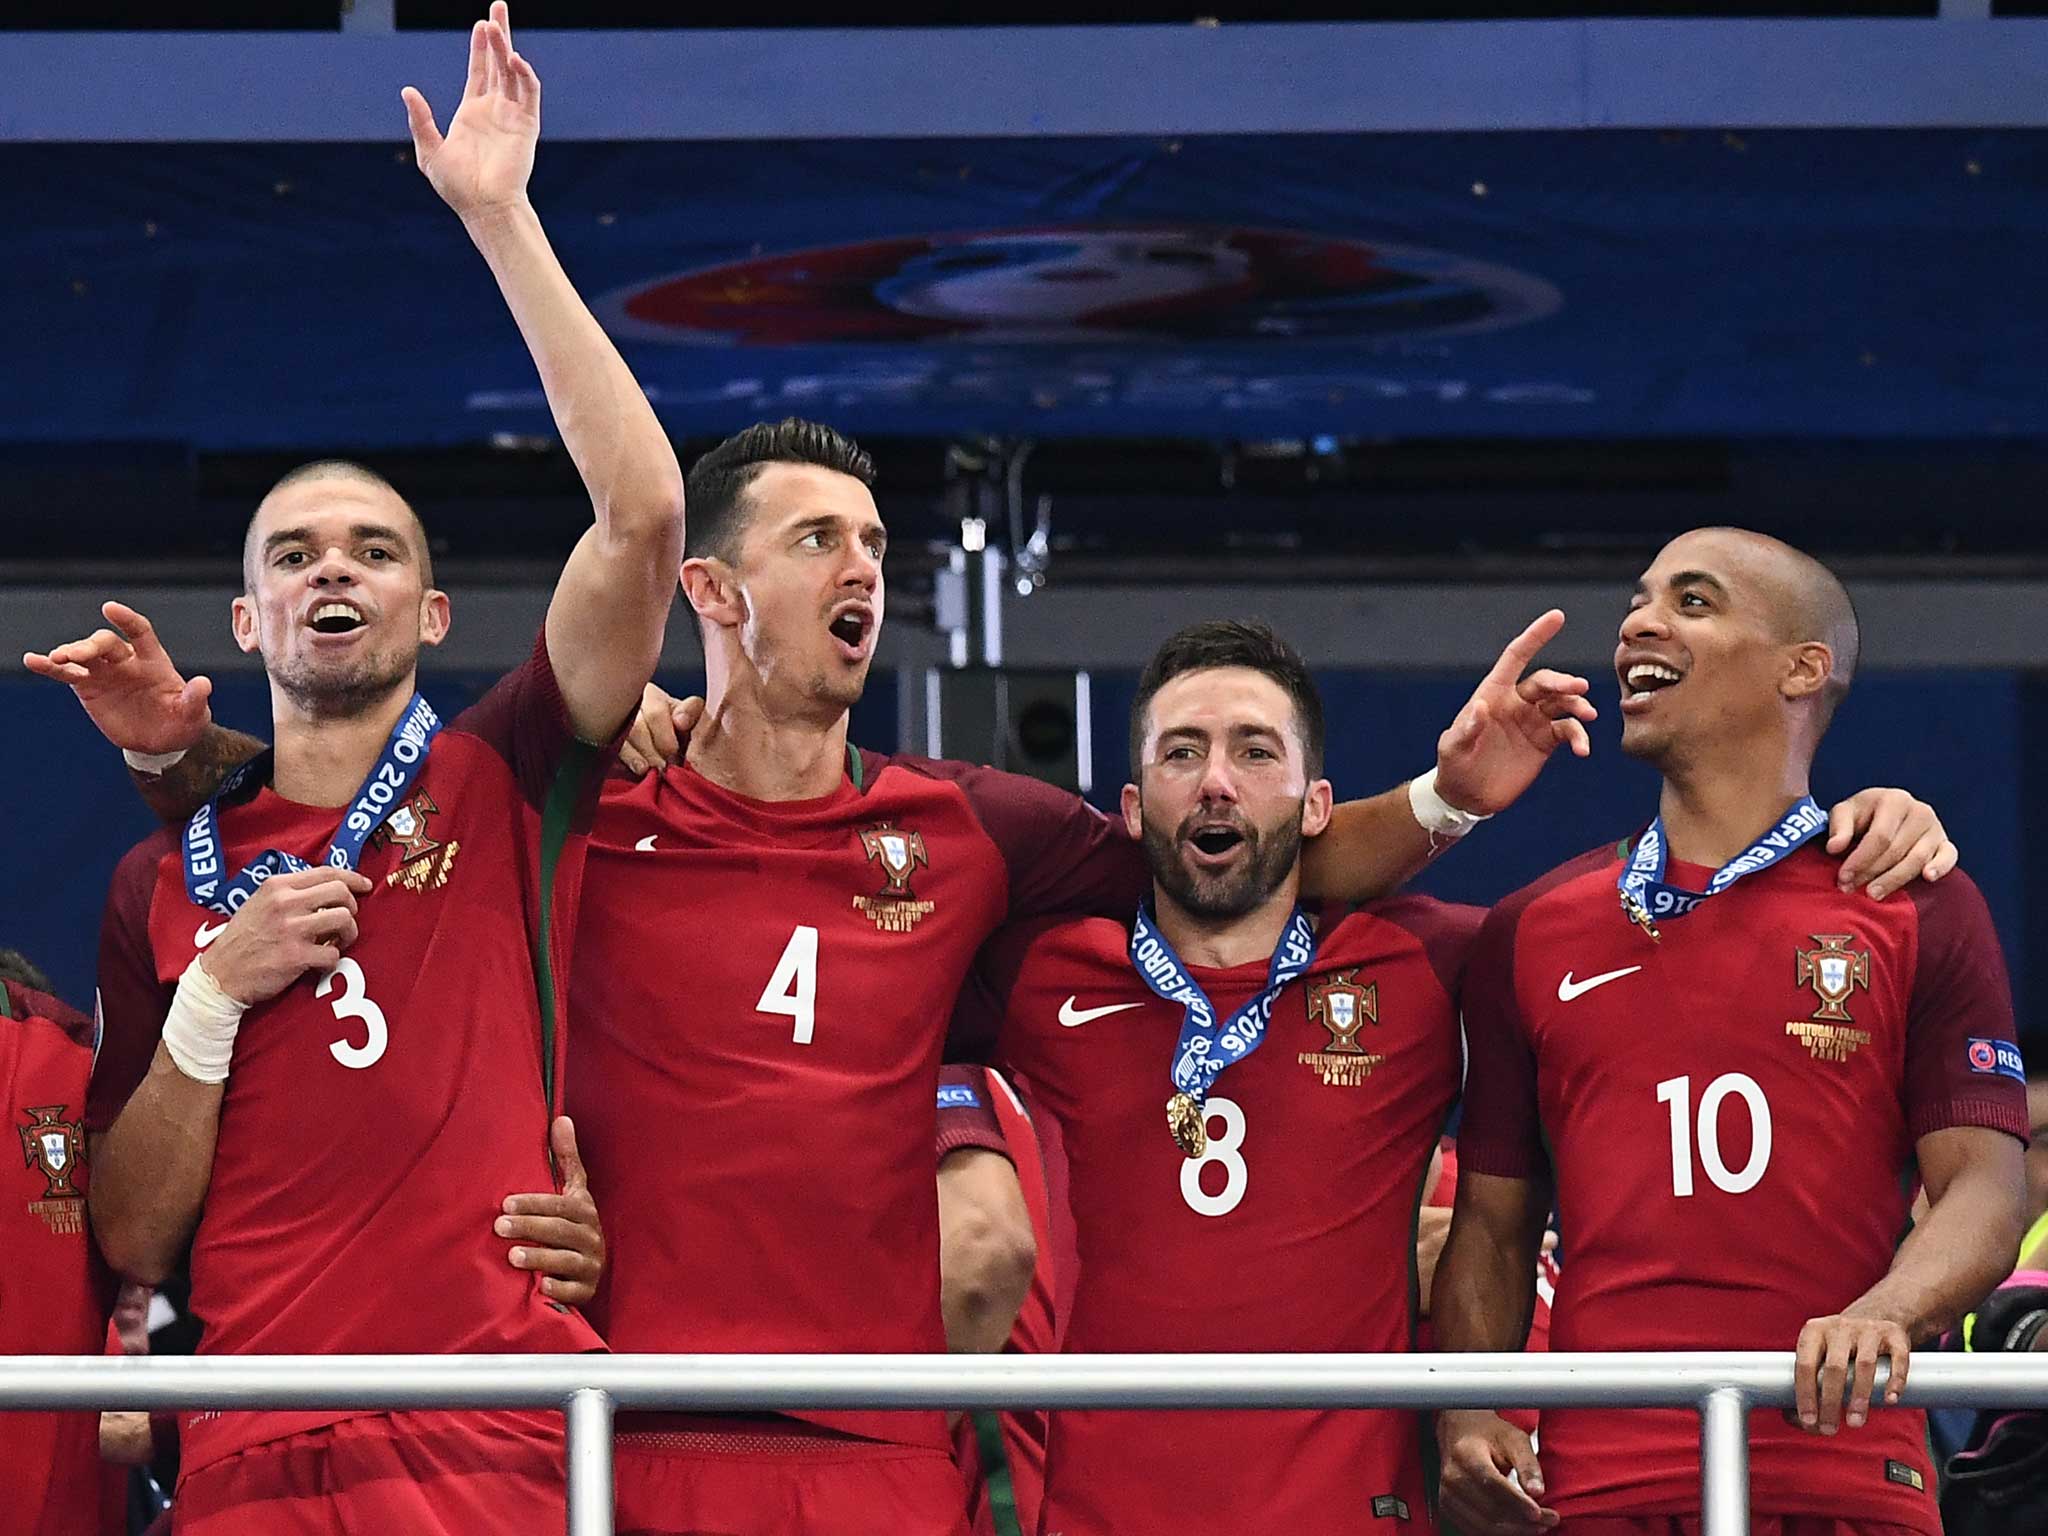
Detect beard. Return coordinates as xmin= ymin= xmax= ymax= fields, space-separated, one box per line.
xmin=269 ymin=645 xmax=416 ymax=720
xmin=1140 ymin=800 xmax=1305 ymax=922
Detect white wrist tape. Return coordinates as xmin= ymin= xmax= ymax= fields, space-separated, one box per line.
xmin=1409 ymin=767 xmax=1492 ymax=840
xmin=123 ymin=746 xmax=189 ymax=775
xmin=163 ymin=958 xmax=247 ymax=1084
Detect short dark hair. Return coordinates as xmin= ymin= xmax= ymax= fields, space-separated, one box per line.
xmin=683 ymin=418 xmax=875 ymax=564
xmin=0 ymin=947 xmax=53 ymax=994
xmin=244 ymin=459 xmax=433 ymax=592
xmin=1130 ymin=620 xmax=1326 ymax=777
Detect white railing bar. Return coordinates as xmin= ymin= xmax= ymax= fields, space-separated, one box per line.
xmin=2 ymin=1351 xmax=2044 ymax=1413
xmin=1700 ymin=1385 xmax=1751 ymax=1536
xmin=564 ymin=1387 xmax=613 ymax=1536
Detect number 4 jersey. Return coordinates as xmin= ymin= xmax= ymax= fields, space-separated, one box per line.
xmin=958 ymin=896 xmax=1480 ymax=1536
xmin=91 ymin=639 xmax=606 ymax=1478
xmin=1458 ymin=839 xmax=2030 ymax=1532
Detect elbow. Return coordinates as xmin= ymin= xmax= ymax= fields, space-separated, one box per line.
xmin=89 ymin=1201 xmax=176 ymax=1289
xmin=942 ymin=1215 xmax=1039 ymax=1347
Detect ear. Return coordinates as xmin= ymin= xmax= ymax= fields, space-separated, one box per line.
xmin=1300 ymin=776 xmax=1335 ymax=838
xmin=1120 ymin=779 xmax=1144 ymax=842
xmin=229 ymin=594 xmax=261 ymax=657
xmin=417 ymin=587 xmax=452 ymax=651
xmin=1780 ymin=640 xmax=1833 ymax=703
xmin=680 ymin=557 xmax=746 ymax=630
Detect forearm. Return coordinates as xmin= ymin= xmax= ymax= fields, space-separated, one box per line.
xmin=937 ymin=1149 xmax=1037 ymax=1354
xmin=132 ymin=724 xmax=267 ymax=825
xmin=462 ymin=200 xmax=684 ymax=537
xmin=1433 ymin=1207 xmax=1545 ymax=1353
xmin=1852 ymin=1165 xmax=2024 ymax=1342
xmin=1300 ymin=785 xmax=1437 ymax=903
xmin=90 ymin=1043 xmax=223 ymax=1284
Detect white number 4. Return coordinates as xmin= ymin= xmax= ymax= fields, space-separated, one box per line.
xmin=757 ymin=926 xmax=820 ymax=1045
xmin=1656 ymin=1072 xmax=1772 ymax=1197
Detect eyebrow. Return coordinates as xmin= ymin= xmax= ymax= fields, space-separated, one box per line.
xmin=262 ymin=522 xmax=411 ymax=558
xmin=1634 ymin=569 xmax=1730 ymax=598
xmin=790 ymin=514 xmax=888 ymax=546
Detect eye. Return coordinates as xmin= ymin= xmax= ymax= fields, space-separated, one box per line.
xmin=864 ymin=536 xmax=887 ymax=559
xmin=276 ymin=550 xmax=307 ymax=567
xmin=1245 ymin=746 xmax=1276 ymax=761
xmin=1163 ymin=745 xmax=1200 ymax=762
xmin=1679 ymin=590 xmax=1710 ymax=609
xmin=800 ymin=530 xmax=829 ymax=551
xmin=364 ymin=546 xmax=394 ymax=562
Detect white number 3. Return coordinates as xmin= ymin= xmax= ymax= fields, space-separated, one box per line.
xmin=757 ymin=926 xmax=820 ymax=1045
xmin=318 ymin=958 xmax=388 ymax=1070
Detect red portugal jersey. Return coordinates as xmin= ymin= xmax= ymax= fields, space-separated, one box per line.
xmin=969 ymin=896 xmax=1479 ymax=1536
xmin=570 ymin=750 xmax=1142 ymax=1450
xmin=2 ymin=980 xmax=114 ymax=1536
xmin=1459 ymin=839 xmax=2031 ymax=1530
xmin=92 ymin=639 xmax=608 ymax=1476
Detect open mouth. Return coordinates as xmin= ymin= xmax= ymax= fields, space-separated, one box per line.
xmin=1621 ymin=660 xmax=1683 ymax=703
xmin=827 ymin=607 xmax=872 ymax=656
xmin=308 ymin=602 xmax=367 ymax=636
xmin=1187 ymin=825 xmax=1247 ymax=858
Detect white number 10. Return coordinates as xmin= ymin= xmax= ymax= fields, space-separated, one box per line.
xmin=757 ymin=926 xmax=820 ymax=1045
xmin=1656 ymin=1072 xmax=1772 ymax=1197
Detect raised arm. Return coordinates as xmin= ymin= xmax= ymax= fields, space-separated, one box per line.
xmin=403 ymin=2 xmax=684 ymax=744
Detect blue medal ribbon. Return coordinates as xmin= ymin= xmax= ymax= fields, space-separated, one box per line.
xmin=181 ymin=692 xmax=442 ymax=916
xmin=1617 ymin=794 xmax=1828 ymax=938
xmin=1130 ymin=900 xmax=1319 ymax=1110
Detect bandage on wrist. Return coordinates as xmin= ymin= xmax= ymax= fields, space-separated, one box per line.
xmin=163 ymin=957 xmax=247 ymax=1084
xmin=1409 ymin=767 xmax=1492 ymax=839
xmin=122 ymin=746 xmax=189 ymax=775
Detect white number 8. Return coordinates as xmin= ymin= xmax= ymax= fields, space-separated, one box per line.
xmin=318 ymin=958 xmax=388 ymax=1070
xmin=1179 ymin=1096 xmax=1248 ymax=1217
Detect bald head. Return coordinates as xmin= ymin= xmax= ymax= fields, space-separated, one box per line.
xmin=243 ymin=460 xmax=432 ymax=593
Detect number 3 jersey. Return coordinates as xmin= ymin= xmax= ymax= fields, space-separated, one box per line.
xmin=568 ymin=750 xmax=1142 ymax=1451
xmin=92 ymin=639 xmax=607 ymax=1477
xmin=1458 ymin=839 xmax=2030 ymax=1531
xmin=958 ymin=896 xmax=1479 ymax=1536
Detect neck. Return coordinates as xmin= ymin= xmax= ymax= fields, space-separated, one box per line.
xmin=1656 ymin=741 xmax=1812 ymax=867
xmin=1150 ymin=878 xmax=1302 ymax=969
xmin=269 ymin=679 xmax=418 ymax=808
xmin=685 ymin=662 xmax=850 ymax=801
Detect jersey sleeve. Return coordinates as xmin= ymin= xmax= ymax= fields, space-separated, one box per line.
xmin=449 ymin=629 xmax=619 ymax=824
xmin=87 ymin=839 xmax=176 ymax=1133
xmin=914 ymin=759 xmax=1146 ymax=923
xmin=936 ymin=1064 xmax=1009 ymax=1160
xmin=943 ymin=917 xmax=1054 ymax=1067
xmin=1902 ymin=873 xmax=2030 ymax=1143
xmin=1365 ymin=895 xmax=1487 ymax=1000
xmin=1452 ymin=900 xmax=1549 ymax=1181
xmin=0 ymin=981 xmax=95 ymax=1051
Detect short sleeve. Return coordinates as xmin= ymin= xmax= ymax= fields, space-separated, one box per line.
xmin=1452 ymin=901 xmax=1549 ymax=1181
xmin=1902 ymin=874 xmax=2030 ymax=1144
xmin=943 ymin=918 xmax=1055 ymax=1068
xmin=948 ymin=765 xmax=1146 ymax=923
xmin=450 ymin=630 xmax=618 ymax=824
xmin=88 ymin=840 xmax=176 ymax=1133
xmin=936 ymin=1064 xmax=1008 ymax=1160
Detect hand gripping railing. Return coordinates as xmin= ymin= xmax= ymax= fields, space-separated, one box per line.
xmin=8 ymin=1351 xmax=2048 ymax=1536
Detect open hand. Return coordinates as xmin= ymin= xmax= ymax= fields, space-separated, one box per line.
xmin=402 ymin=2 xmax=539 ymax=221
xmin=1434 ymin=610 xmax=1597 ymax=817
xmin=23 ymin=601 xmax=212 ymax=754
xmin=496 ymin=1115 xmax=605 ymax=1306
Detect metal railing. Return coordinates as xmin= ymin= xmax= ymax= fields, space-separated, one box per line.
xmin=6 ymin=1351 xmax=2048 ymax=1536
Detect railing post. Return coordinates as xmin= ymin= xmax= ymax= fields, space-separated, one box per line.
xmin=565 ymin=1386 xmax=615 ymax=1536
xmin=1699 ymin=1385 xmax=1751 ymax=1536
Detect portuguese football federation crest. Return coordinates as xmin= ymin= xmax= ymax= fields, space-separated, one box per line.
xmin=373 ymin=791 xmax=460 ymax=892
xmin=854 ymin=822 xmax=935 ymax=932
xmin=1299 ymin=971 xmax=1385 ymax=1087
xmin=1785 ymin=933 xmax=1874 ymax=1062
xmin=19 ymin=1106 xmax=86 ymax=1235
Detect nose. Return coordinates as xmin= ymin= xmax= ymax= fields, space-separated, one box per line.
xmin=839 ymin=543 xmax=880 ymax=592
xmin=310 ymin=547 xmax=356 ymax=587
xmin=1619 ymin=599 xmax=1666 ymax=645
xmin=1196 ymin=752 xmax=1240 ymax=806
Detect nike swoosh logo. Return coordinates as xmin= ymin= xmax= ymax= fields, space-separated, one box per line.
xmin=1059 ymin=997 xmax=1144 ymax=1028
xmin=194 ymin=921 xmax=228 ymax=949
xmin=1557 ymin=965 xmax=1642 ymax=1002
xmin=634 ymin=835 xmax=658 ymax=852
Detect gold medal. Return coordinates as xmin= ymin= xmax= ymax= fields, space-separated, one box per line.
xmin=1620 ymin=890 xmax=1662 ymax=943
xmin=1166 ymin=1092 xmax=1207 ymax=1158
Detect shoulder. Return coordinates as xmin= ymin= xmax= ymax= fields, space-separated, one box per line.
xmin=1337 ymin=894 xmax=1490 ymax=998
xmin=0 ymin=981 xmax=95 ymax=1054
xmin=985 ymin=913 xmax=1129 ymax=987
xmin=860 ymin=750 xmax=1089 ymax=820
xmin=1487 ymin=840 xmax=1624 ymax=935
xmin=110 ymin=826 xmax=180 ymax=907
xmin=1900 ymin=868 xmax=2002 ymax=956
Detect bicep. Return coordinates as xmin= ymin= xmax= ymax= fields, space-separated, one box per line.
xmin=1299 ymin=787 xmax=1432 ymax=904
xmin=544 ymin=519 xmax=682 ymax=746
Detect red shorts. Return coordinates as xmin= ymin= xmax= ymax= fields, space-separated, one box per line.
xmin=172 ymin=1408 xmax=564 ymax=1535
xmin=1559 ymin=1520 xmax=1927 ymax=1536
xmin=616 ymin=1418 xmax=972 ymax=1536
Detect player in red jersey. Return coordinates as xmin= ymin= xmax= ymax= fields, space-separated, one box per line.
xmin=952 ymin=620 xmax=1482 ymax=1535
xmin=1 ymin=966 xmax=118 ymax=1536
xmin=22 ymin=8 xmax=684 ymax=1530
xmin=576 ymin=417 xmax=1616 ymax=1536
xmin=1436 ymin=528 xmax=2030 ymax=1536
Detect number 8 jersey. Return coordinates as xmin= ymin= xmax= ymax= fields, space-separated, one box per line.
xmin=91 ymin=638 xmax=607 ymax=1479
xmin=1458 ymin=838 xmax=2031 ymax=1532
